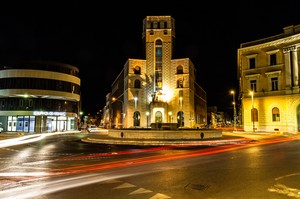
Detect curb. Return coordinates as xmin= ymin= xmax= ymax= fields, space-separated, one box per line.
xmin=81 ymin=137 xmax=253 ymax=146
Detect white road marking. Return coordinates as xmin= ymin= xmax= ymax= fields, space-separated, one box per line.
xmin=268 ymin=173 xmax=300 ymax=198
xmin=129 ymin=187 xmax=152 ymax=194
xmin=149 ymin=193 xmax=172 ymax=199
xmin=113 ymin=182 xmax=136 ymax=189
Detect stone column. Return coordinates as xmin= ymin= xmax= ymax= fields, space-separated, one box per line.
xmin=291 ymin=48 xmax=299 ymax=87
xmin=283 ymin=47 xmax=292 ymax=88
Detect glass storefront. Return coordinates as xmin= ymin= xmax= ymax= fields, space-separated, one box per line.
xmin=4 ymin=113 xmax=77 ymax=133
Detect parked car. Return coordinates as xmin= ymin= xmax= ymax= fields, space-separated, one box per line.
xmin=87 ymin=125 xmax=102 ymax=133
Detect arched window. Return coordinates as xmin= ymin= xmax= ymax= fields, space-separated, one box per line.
xmin=272 ymin=107 xmax=280 ymax=122
xmin=177 ymin=79 xmax=183 ymax=88
xmin=177 ymin=66 xmax=183 ymax=74
xmin=133 ymin=111 xmax=140 ymax=127
xmin=156 ymin=40 xmax=162 ymax=45
xmin=134 ymin=79 xmax=141 ymax=88
xmin=155 ymin=111 xmax=162 ymax=123
xmin=155 ymin=39 xmax=163 ymax=91
xmin=133 ymin=66 xmax=141 ymax=74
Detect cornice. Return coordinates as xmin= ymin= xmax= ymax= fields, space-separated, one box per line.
xmin=239 ymin=34 xmax=300 ymax=52
xmin=245 ymin=73 xmax=260 ymax=79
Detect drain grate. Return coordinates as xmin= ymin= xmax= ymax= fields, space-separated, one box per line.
xmin=185 ymin=183 xmax=210 ymax=191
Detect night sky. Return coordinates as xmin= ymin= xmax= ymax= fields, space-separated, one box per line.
xmin=1 ymin=1 xmax=300 ymax=115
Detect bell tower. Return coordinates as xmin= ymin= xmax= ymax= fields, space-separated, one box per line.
xmin=142 ymin=16 xmax=176 ymax=125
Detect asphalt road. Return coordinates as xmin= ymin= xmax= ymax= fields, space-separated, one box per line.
xmin=0 ymin=131 xmax=300 ymax=199
xmin=0 ymin=132 xmax=299 ymax=198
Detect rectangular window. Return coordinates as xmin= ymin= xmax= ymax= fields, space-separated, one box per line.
xmin=29 ymin=100 xmax=33 ymax=107
xmin=270 ymin=54 xmax=277 ymax=65
xmin=249 ymin=58 xmax=256 ymax=69
xmin=47 ymin=100 xmax=52 ymax=108
xmin=156 ymin=48 xmax=162 ymax=57
xmin=19 ymin=99 xmax=23 ymax=107
xmin=10 ymin=100 xmax=14 ymax=107
xmin=250 ymin=80 xmax=257 ymax=92
xmin=0 ymin=100 xmax=4 ymax=109
xmin=271 ymin=77 xmax=278 ymax=91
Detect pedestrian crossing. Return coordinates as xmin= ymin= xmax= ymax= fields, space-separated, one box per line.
xmin=100 ymin=179 xmax=171 ymax=198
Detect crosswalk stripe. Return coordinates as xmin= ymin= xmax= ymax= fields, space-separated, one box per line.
xmin=113 ymin=182 xmax=136 ymax=189
xmin=149 ymin=193 xmax=171 ymax=199
xmin=129 ymin=187 xmax=152 ymax=194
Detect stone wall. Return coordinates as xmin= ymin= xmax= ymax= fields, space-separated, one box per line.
xmin=108 ymin=129 xmax=222 ymax=139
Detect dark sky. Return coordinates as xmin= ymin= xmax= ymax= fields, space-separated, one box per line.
xmin=1 ymin=1 xmax=300 ymax=115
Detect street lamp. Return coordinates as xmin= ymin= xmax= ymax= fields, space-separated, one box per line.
xmin=230 ymin=90 xmax=236 ymax=130
xmin=112 ymin=97 xmax=124 ymax=128
xmin=146 ymin=111 xmax=149 ymax=128
xmin=249 ymin=91 xmax=255 ymax=132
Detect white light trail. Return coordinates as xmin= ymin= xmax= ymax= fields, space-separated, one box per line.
xmin=0 ymin=131 xmax=80 ymax=148
xmin=0 ymin=134 xmax=47 ymax=148
xmin=0 ymin=173 xmax=139 ymax=199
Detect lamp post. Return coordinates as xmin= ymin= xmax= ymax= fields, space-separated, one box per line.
xmin=249 ymin=91 xmax=255 ymax=132
xmin=168 ymin=111 xmax=172 ymax=123
xmin=146 ymin=111 xmax=149 ymax=128
xmin=230 ymin=90 xmax=236 ymax=130
xmin=112 ymin=97 xmax=124 ymax=129
xmin=79 ymin=111 xmax=83 ymax=130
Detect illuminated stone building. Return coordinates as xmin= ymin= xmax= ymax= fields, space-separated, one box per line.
xmin=106 ymin=16 xmax=207 ymax=129
xmin=238 ymin=25 xmax=300 ymax=133
xmin=0 ymin=60 xmax=81 ymax=133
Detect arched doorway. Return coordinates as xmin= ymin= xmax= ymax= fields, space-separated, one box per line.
xmin=133 ymin=111 xmax=140 ymax=127
xmin=177 ymin=111 xmax=184 ymax=127
xmin=155 ymin=111 xmax=162 ymax=123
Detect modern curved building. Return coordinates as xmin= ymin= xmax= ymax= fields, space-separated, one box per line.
xmin=0 ymin=60 xmax=81 ymax=133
